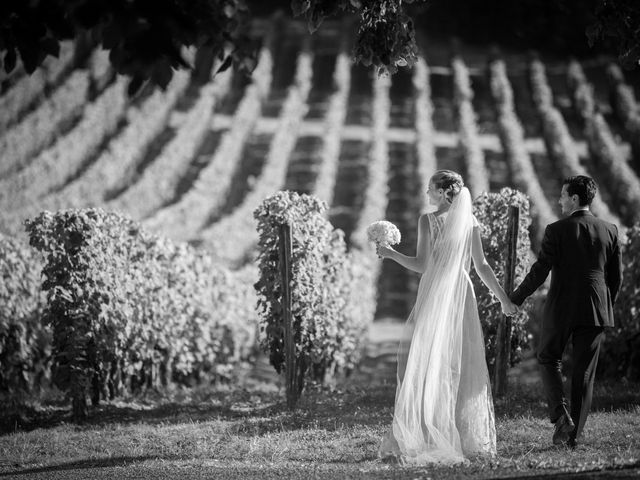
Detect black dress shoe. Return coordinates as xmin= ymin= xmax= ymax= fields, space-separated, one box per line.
xmin=552 ymin=414 xmax=576 ymax=445
xmin=566 ymin=437 xmax=577 ymax=449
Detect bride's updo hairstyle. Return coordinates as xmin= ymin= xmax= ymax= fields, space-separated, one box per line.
xmin=431 ymin=170 xmax=464 ymax=204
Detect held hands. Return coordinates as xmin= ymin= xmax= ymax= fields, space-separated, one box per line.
xmin=500 ymin=298 xmax=520 ymax=316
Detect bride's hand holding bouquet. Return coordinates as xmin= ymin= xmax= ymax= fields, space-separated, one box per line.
xmin=367 ymin=221 xmax=401 ymax=259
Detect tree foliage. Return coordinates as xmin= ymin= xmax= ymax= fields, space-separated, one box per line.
xmin=1 ymin=0 xmax=638 ymax=90
xmin=292 ymin=0 xmax=425 ymax=75
xmin=0 ymin=0 xmax=255 ymax=94
xmin=588 ymin=0 xmax=640 ymax=68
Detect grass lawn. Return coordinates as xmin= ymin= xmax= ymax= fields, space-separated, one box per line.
xmin=0 ymin=356 xmax=639 ymax=480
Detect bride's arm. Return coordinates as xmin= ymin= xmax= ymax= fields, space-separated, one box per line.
xmin=377 ymin=214 xmax=430 ymax=273
xmin=471 ymin=226 xmax=516 ymax=312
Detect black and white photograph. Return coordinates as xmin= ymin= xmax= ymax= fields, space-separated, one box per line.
xmin=1 ymin=1 xmax=639 ymax=479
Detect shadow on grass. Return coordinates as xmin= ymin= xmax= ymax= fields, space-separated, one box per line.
xmin=0 ymin=455 xmax=162 ymax=477
xmin=591 ymin=381 xmax=640 ymax=414
xmin=2 ymin=368 xmax=637 ymax=439
xmin=0 ymin=380 xmax=398 ymax=437
xmin=492 ymin=379 xmax=640 ymax=420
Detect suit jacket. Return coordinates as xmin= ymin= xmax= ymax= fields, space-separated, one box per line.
xmin=511 ymin=210 xmax=622 ymax=328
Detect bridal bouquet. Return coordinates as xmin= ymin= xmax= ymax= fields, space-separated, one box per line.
xmin=367 ymin=220 xmax=401 ymax=247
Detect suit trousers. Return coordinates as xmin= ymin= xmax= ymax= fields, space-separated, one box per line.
xmin=536 ymin=323 xmax=605 ymax=440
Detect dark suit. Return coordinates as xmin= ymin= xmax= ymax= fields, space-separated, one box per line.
xmin=511 ymin=209 xmax=622 ymax=440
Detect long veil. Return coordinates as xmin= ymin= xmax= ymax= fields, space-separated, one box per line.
xmin=380 ymin=187 xmax=495 ymax=464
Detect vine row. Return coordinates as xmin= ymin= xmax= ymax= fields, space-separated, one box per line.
xmin=489 ymin=58 xmax=557 ymax=243
xmin=143 ymin=28 xmax=277 ymax=240
xmin=0 ymin=41 xmax=76 ymax=132
xmin=0 ymin=77 xmax=129 ymax=223
xmin=528 ymin=57 xmax=621 ymax=227
xmin=606 ymin=63 xmax=640 ymax=162
xmin=567 ymin=60 xmax=640 ymax=224
xmin=198 ymin=40 xmax=314 ymax=266
xmin=311 ymin=47 xmax=351 ymax=205
xmin=0 ymin=70 xmax=91 ymax=177
xmin=108 ymin=71 xmax=232 ymax=220
xmin=412 ymin=56 xmax=437 ymax=211
xmin=452 ymin=55 xmax=490 ymax=197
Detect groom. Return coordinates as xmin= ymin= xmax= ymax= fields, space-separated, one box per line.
xmin=510 ymin=175 xmax=622 ymax=448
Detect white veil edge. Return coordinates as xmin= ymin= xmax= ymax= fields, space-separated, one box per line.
xmin=381 ymin=187 xmax=477 ymax=464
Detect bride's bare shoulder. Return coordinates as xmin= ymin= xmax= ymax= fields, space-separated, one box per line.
xmin=417 ymin=213 xmax=433 ymax=233
xmin=418 ymin=213 xmax=433 ymax=225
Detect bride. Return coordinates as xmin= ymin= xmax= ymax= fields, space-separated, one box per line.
xmin=376 ymin=169 xmax=518 ymax=464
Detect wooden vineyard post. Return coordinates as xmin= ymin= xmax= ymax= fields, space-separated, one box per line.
xmin=278 ymin=223 xmax=299 ymax=409
xmin=493 ymin=206 xmax=520 ymax=397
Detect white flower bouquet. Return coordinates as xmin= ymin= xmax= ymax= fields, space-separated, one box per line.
xmin=366 ymin=220 xmax=401 ymax=247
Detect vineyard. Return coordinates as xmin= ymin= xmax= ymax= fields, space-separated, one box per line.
xmin=2 ymin=17 xmax=640 ymax=399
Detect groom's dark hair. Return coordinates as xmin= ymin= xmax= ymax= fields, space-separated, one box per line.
xmin=563 ymin=175 xmax=597 ymax=206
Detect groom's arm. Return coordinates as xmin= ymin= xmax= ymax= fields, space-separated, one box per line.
xmin=510 ymin=224 xmax=557 ymax=306
xmin=606 ymin=225 xmax=623 ymax=304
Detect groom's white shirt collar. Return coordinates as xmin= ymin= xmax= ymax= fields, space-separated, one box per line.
xmin=569 ymin=207 xmax=590 ymax=216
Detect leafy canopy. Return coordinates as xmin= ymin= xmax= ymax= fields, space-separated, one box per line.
xmin=1 ymin=1 xmax=638 ymax=93
xmin=0 ymin=0 xmax=256 ymax=94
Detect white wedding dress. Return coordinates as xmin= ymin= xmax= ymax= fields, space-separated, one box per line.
xmin=379 ymin=187 xmax=497 ymax=464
